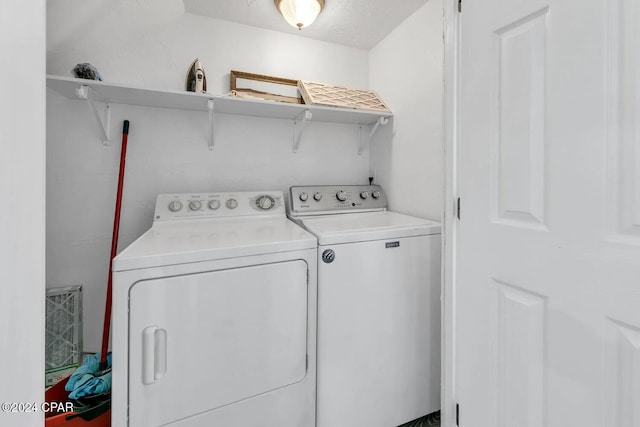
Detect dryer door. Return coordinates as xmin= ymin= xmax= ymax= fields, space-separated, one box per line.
xmin=127 ymin=260 xmax=308 ymax=426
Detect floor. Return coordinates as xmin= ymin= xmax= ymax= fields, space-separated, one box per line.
xmin=399 ymin=411 xmax=441 ymax=427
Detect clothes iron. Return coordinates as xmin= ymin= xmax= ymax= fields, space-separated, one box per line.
xmin=185 ymin=58 xmax=207 ymax=92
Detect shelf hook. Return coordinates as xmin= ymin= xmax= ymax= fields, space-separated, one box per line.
xmin=358 ymin=116 xmax=389 ymax=155
xmin=293 ymin=109 xmax=312 ymax=153
xmin=76 ymin=85 xmax=110 ymax=145
xmin=208 ymin=99 xmax=215 ymax=151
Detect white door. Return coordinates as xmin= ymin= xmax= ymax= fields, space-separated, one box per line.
xmin=127 ymin=261 xmax=308 ymax=426
xmin=456 ymin=0 xmax=640 ymax=426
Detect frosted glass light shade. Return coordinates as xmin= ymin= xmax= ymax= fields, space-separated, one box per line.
xmin=274 ymin=0 xmax=324 ymax=30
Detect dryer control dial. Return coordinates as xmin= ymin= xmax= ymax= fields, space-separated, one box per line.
xmin=313 ymin=192 xmax=323 ymax=201
xmin=336 ymin=190 xmax=348 ymax=202
xmin=208 ymin=200 xmax=220 ymax=210
xmin=360 ymin=191 xmax=369 ymax=200
xmin=189 ymin=200 xmax=202 ymax=211
xmin=168 ymin=200 xmax=183 ymax=212
xmin=226 ymin=198 xmax=238 ymax=209
xmin=299 ymin=192 xmax=309 ymax=202
xmin=256 ymin=195 xmax=274 ymax=210
xmin=372 ymin=190 xmax=381 ymax=199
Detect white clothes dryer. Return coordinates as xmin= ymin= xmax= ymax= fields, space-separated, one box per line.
xmin=288 ymin=185 xmax=441 ymax=427
xmin=112 ymin=191 xmax=317 ymax=427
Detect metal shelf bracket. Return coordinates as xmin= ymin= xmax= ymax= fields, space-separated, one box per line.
xmin=208 ymin=99 xmax=215 ymax=151
xmin=76 ymin=85 xmax=110 ymax=145
xmin=359 ymin=116 xmax=389 ymax=155
xmin=293 ymin=109 xmax=313 ymax=153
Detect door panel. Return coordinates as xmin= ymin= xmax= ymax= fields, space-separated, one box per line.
xmin=496 ymin=281 xmax=546 ymax=427
xmin=128 ymin=261 xmax=308 ymax=426
xmin=491 ymin=8 xmax=548 ymax=229
xmin=605 ymin=319 xmax=640 ymax=427
xmin=456 ymin=0 xmax=640 ymax=426
xmin=608 ymin=0 xmax=640 ymax=242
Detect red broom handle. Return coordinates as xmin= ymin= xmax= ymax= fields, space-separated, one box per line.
xmin=100 ymin=120 xmax=129 ymax=367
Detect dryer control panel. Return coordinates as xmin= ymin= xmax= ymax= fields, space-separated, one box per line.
xmin=289 ymin=185 xmax=387 ymax=216
xmin=154 ymin=191 xmax=284 ymax=221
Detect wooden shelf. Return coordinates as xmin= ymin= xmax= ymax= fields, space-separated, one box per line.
xmin=46 ymin=75 xmax=392 ymax=151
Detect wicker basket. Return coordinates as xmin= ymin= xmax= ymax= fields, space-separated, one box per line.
xmin=298 ymin=80 xmax=390 ymax=112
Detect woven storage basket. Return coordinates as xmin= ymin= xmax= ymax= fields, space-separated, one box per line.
xmin=298 ymin=81 xmax=390 ymax=112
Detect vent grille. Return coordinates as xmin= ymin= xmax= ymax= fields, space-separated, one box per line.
xmin=45 ymin=285 xmax=83 ymax=372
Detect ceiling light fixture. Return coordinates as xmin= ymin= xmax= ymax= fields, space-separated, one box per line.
xmin=274 ymin=0 xmax=324 ymax=30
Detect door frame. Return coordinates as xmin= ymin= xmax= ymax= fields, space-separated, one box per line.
xmin=442 ymin=0 xmax=459 ymax=426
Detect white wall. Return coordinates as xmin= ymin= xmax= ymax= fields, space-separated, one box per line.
xmin=47 ymin=7 xmax=371 ymax=352
xmin=0 ymin=1 xmax=46 ymax=425
xmin=368 ymin=2 xmax=445 ymax=414
xmin=369 ymin=0 xmax=444 ymax=221
xmin=47 ymin=4 xmax=367 ymax=93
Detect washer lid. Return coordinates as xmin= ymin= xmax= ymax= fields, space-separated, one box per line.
xmin=112 ymin=217 xmax=316 ymax=271
xmin=298 ymin=211 xmax=441 ymax=245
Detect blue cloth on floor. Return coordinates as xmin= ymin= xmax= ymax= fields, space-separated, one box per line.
xmin=65 ymin=352 xmax=112 ymax=399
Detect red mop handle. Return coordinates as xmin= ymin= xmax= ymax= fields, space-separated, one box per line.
xmin=100 ymin=120 xmax=130 ymax=367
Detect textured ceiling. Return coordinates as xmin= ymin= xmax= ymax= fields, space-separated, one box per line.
xmin=183 ymin=0 xmax=429 ymax=50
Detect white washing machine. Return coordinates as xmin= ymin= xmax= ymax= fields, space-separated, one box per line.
xmin=111 ymin=191 xmax=317 ymax=427
xmin=288 ymin=185 xmax=441 ymax=427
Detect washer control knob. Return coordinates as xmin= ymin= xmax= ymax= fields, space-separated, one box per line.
xmin=256 ymin=195 xmax=274 ymax=210
xmin=313 ymin=192 xmax=323 ymax=201
xmin=188 ymin=200 xmax=202 ymax=211
xmin=226 ymin=198 xmax=238 ymax=209
xmin=322 ymin=249 xmax=336 ymax=264
xmin=208 ymin=200 xmax=220 ymax=210
xmin=360 ymin=191 xmax=369 ymax=200
xmin=336 ymin=190 xmax=348 ymax=202
xmin=168 ymin=200 xmax=183 ymax=212
xmin=372 ymin=190 xmax=382 ymax=199
xmin=299 ymin=192 xmax=309 ymax=202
